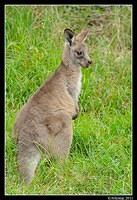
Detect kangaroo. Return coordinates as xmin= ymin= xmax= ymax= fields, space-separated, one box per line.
xmin=13 ymin=28 xmax=92 ymax=184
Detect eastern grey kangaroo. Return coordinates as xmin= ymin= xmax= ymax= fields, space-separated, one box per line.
xmin=13 ymin=28 xmax=92 ymax=184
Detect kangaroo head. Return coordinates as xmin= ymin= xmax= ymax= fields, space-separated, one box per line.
xmin=62 ymin=28 xmax=92 ymax=68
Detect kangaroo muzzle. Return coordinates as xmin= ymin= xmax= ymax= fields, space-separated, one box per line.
xmin=84 ymin=59 xmax=92 ymax=68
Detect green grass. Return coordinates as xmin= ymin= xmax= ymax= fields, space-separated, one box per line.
xmin=6 ymin=5 xmax=132 ymax=195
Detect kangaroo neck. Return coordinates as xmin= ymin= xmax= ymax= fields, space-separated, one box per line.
xmin=61 ymin=60 xmax=81 ymax=74
xmin=61 ymin=61 xmax=82 ymax=102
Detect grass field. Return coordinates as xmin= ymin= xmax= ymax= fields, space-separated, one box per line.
xmin=5 ymin=5 xmax=132 ymax=195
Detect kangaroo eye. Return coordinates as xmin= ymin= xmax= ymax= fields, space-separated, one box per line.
xmin=76 ymin=51 xmax=83 ymax=56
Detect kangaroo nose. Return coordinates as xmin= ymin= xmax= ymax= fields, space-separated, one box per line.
xmin=88 ymin=60 xmax=92 ymax=65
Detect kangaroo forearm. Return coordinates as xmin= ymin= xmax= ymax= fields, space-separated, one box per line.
xmin=72 ymin=102 xmax=79 ymax=120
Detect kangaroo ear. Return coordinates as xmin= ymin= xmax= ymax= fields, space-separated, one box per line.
xmin=75 ymin=29 xmax=90 ymax=43
xmin=64 ymin=28 xmax=75 ymax=46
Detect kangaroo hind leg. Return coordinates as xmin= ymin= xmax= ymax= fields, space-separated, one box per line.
xmin=49 ymin=116 xmax=73 ymax=161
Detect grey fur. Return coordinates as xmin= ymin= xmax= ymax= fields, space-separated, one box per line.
xmin=13 ymin=28 xmax=91 ymax=184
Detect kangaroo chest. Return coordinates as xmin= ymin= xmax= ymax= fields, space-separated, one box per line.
xmin=66 ymin=70 xmax=82 ymax=102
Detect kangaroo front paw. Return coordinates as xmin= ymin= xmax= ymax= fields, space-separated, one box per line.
xmin=72 ymin=113 xmax=78 ymax=120
xmin=72 ymin=105 xmax=79 ymax=120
